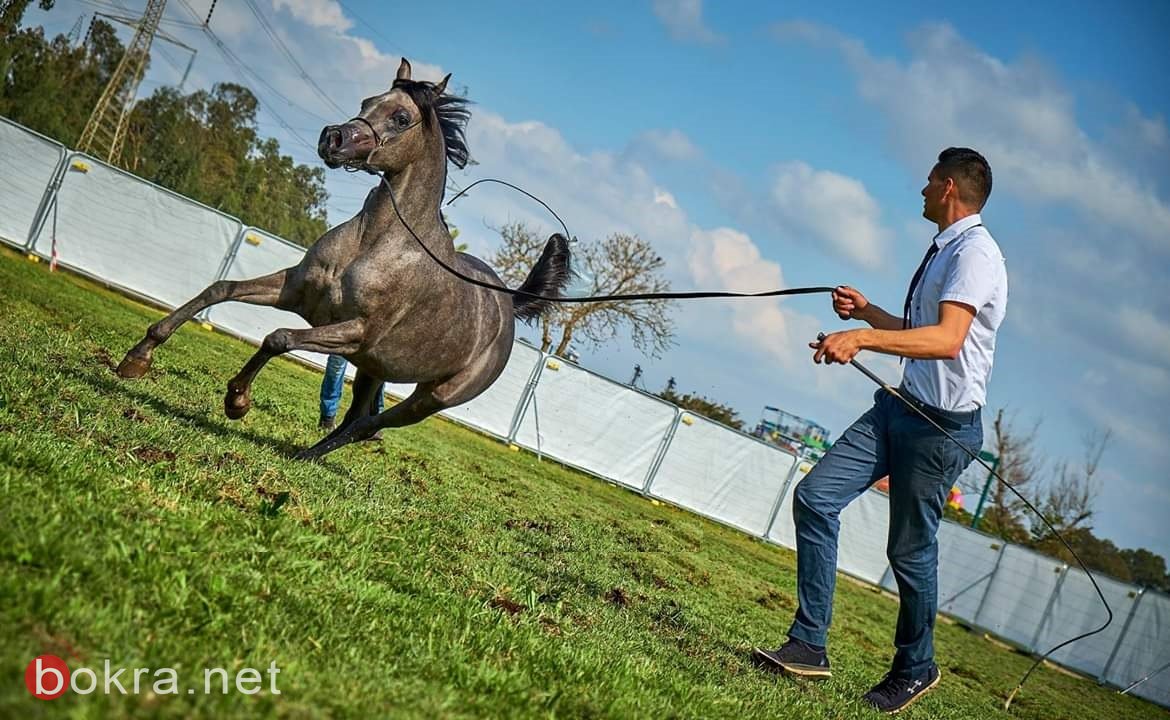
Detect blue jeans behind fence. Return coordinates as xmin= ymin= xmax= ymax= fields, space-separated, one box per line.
xmin=319 ymin=354 xmax=385 ymax=420
xmin=787 ymin=388 xmax=982 ymax=677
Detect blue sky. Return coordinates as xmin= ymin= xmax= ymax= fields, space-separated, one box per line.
xmin=29 ymin=1 xmax=1170 ymax=563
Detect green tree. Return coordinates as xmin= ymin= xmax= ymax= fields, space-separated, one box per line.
xmin=1 ymin=19 xmax=328 ymax=246
xmin=1119 ymin=548 xmax=1170 ymax=591
xmin=657 ymin=382 xmax=743 ymax=431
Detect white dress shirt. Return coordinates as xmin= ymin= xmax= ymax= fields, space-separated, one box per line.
xmin=901 ymin=213 xmax=1008 ymax=412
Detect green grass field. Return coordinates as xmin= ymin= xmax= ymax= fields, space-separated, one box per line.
xmin=0 ymin=246 xmax=1163 ymax=719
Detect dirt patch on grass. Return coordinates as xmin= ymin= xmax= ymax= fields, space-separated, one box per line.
xmin=394 ymin=465 xmax=427 ymax=490
xmin=755 ymin=588 xmax=795 ymax=612
xmin=132 ymin=445 xmax=177 ymax=464
xmin=121 ymin=407 xmax=148 ymax=423
xmin=214 ymin=451 xmax=247 ymax=470
xmin=91 ymin=346 xmax=117 ymax=371
xmin=604 ymin=587 xmax=630 ymax=607
xmin=505 ymin=518 xmax=556 ymax=534
xmin=30 ymin=624 xmax=86 ymax=662
xmin=490 ymin=595 xmax=525 ymax=615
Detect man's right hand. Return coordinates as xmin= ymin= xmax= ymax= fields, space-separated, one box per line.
xmin=832 ymin=286 xmax=870 ymax=321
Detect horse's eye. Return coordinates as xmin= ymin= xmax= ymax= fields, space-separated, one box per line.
xmin=395 ymin=113 xmax=409 ymax=127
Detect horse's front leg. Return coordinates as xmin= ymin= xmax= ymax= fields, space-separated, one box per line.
xmin=116 ymin=268 xmax=296 ymax=379
xmin=224 ymin=319 xmax=365 ymax=420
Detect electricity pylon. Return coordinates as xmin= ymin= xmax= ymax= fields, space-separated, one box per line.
xmin=77 ymin=0 xmax=167 ymax=165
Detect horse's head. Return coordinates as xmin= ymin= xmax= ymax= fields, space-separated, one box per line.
xmin=318 ymin=58 xmax=470 ymax=175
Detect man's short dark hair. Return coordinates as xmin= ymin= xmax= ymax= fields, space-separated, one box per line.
xmin=936 ymin=147 xmax=992 ymax=209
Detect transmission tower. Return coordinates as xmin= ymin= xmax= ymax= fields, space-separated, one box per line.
xmin=66 ymin=13 xmax=84 ymax=45
xmin=77 ymin=0 xmax=167 ymax=165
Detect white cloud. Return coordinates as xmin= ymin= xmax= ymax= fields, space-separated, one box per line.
xmin=651 ymin=0 xmax=724 ymax=45
xmin=272 ymin=0 xmax=353 ymax=33
xmin=768 ymin=161 xmax=889 ymax=270
xmin=771 ymin=20 xmax=1170 ymax=253
xmin=1117 ymin=306 xmax=1170 ymax=360
xmin=653 ymin=188 xmax=679 ymax=208
xmin=632 ymin=128 xmax=702 ymax=162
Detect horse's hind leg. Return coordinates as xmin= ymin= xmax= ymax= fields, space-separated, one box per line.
xmin=293 ymin=386 xmax=443 ymax=462
xmin=116 ymin=268 xmax=295 ymax=379
xmin=223 ymin=319 xmax=365 ymax=419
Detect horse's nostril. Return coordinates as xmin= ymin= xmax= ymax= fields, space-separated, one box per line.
xmin=328 ymin=128 xmax=343 ymax=150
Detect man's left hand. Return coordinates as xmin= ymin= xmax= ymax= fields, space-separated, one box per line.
xmin=810 ymin=330 xmax=865 ymax=365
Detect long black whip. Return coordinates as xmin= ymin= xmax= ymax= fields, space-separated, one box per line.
xmin=818 ymin=334 xmax=1114 ymax=710
xmin=380 ymin=160 xmax=1114 ymax=708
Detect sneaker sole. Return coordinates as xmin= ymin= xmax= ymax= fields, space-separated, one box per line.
xmin=883 ymin=669 xmax=942 ymax=715
xmin=751 ymin=648 xmax=832 ymax=679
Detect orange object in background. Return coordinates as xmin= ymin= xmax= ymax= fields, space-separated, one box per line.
xmin=872 ymin=476 xmax=961 ymax=510
xmin=947 ymin=486 xmax=963 ymax=510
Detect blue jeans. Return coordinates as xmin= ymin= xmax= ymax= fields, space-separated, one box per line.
xmin=319 ymin=355 xmax=385 ymax=420
xmin=787 ymin=388 xmax=982 ymax=677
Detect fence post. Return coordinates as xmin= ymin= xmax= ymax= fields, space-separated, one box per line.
xmin=505 ymin=351 xmax=547 ymax=444
xmin=973 ymin=541 xmax=1008 ymax=626
xmin=761 ymin=456 xmax=802 ymax=540
xmin=1030 ymin=563 xmax=1069 ymax=652
xmin=23 ymin=149 xmax=70 ymax=253
xmin=198 ymin=225 xmax=250 ymax=323
xmin=641 ymin=410 xmax=683 ymax=496
xmin=1101 ymin=587 xmax=1145 ymax=685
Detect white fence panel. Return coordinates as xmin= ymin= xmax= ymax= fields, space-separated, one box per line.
xmin=1033 ymin=570 xmax=1137 ymax=679
xmin=974 ymin=544 xmax=1065 ymax=647
xmin=888 ymin=522 xmax=1004 ymax=624
xmin=1104 ymin=590 xmax=1170 ymax=707
xmin=764 ymin=461 xmax=813 ymax=549
xmin=32 ymin=153 xmax=239 ymax=309
xmin=512 ymin=357 xmax=676 ymax=488
xmin=835 ymin=488 xmax=892 ymax=584
xmin=648 ymin=417 xmax=796 ymax=536
xmin=0 ymin=118 xmax=65 ymax=248
xmin=438 ymin=342 xmax=542 ymax=440
xmin=207 ymin=228 xmax=308 ymax=342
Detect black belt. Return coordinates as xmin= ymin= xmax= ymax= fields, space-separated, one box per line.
xmin=896 ymin=385 xmax=979 ymax=430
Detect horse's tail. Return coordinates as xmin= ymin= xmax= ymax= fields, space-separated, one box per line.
xmin=513 ymin=233 xmax=573 ymax=322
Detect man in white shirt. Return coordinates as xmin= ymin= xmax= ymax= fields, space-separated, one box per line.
xmin=753 ymin=148 xmax=1007 ymax=714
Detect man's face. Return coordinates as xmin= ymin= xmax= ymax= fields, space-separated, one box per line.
xmin=921 ymin=165 xmax=948 ymax=222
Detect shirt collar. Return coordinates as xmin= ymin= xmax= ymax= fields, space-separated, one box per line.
xmin=933 ymin=213 xmax=983 ymax=250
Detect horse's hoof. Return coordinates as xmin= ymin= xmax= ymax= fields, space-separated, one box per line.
xmin=224 ymin=387 xmax=251 ymax=420
xmin=116 ymin=353 xmax=152 ymax=379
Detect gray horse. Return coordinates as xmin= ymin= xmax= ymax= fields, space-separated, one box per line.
xmin=115 ymin=59 xmax=572 ymax=460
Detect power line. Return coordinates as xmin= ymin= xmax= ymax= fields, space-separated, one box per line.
xmin=240 ymin=0 xmax=346 ymax=117
xmin=170 ymin=0 xmax=325 ymax=152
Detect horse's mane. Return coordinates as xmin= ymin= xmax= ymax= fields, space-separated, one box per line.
xmin=393 ymin=79 xmax=472 ymax=169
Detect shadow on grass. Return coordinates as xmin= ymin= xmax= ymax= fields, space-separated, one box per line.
xmin=59 ymin=358 xmax=361 ymax=479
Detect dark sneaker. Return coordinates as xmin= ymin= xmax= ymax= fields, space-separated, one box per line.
xmin=751 ymin=638 xmax=832 ymax=678
xmin=318 ymin=415 xmax=336 ymax=431
xmin=862 ymin=664 xmax=941 ymax=714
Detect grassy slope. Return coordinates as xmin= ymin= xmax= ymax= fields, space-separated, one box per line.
xmin=0 ymin=247 xmax=1162 ymax=719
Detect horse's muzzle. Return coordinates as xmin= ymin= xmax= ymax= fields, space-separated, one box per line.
xmin=318 ymin=123 xmax=376 ymax=168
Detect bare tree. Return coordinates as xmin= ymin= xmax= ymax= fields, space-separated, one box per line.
xmin=1034 ymin=428 xmax=1112 ymax=540
xmin=964 ymin=408 xmax=1044 ymax=541
xmin=489 ymin=222 xmax=676 ymax=358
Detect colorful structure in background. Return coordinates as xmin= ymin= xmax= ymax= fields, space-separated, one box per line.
xmin=751 ymin=406 xmax=831 ymax=461
xmin=947 ymin=485 xmax=963 ymax=510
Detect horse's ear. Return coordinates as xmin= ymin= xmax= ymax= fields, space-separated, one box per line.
xmin=433 ymin=73 xmax=451 ymax=96
xmin=396 ymin=57 xmax=412 ymax=82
